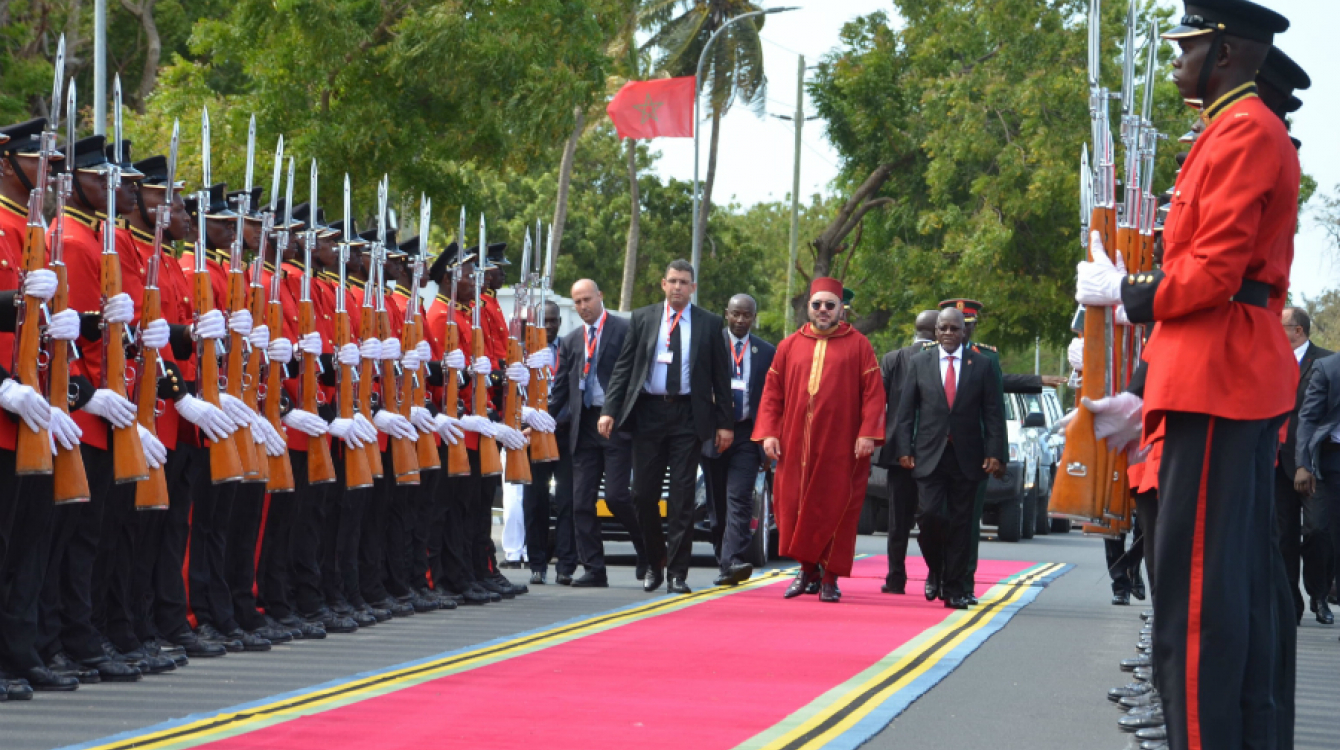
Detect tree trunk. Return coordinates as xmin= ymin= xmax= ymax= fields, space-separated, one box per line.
xmin=619 ymin=138 xmax=640 ymax=312
xmin=548 ymin=106 xmax=585 ymax=273
xmin=693 ymin=107 xmax=722 ymax=263
xmin=132 ymin=0 xmax=161 ymax=110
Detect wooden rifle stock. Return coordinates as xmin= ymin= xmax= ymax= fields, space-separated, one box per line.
xmin=14 ymin=224 xmax=52 ymax=474
xmin=356 ymin=293 xmax=383 ymax=480
xmin=262 ymin=291 xmax=294 ymax=493
xmin=335 ymin=306 xmax=373 ymax=489
xmin=226 ymin=266 xmax=261 ymax=481
xmin=105 ymin=249 xmax=150 ymax=483
xmin=193 ymin=267 xmax=242 ymax=483
xmin=473 ymin=327 xmax=502 ymax=477
xmin=524 ymin=320 xmax=558 ymax=463
xmin=405 ymin=317 xmax=440 ymax=471
xmin=377 ymin=307 xmax=419 ymax=483
xmin=298 ymin=298 xmax=336 ymax=485
xmin=502 ymin=332 xmax=531 ymax=484
xmin=50 ymin=262 xmax=89 ymax=503
xmin=134 ymin=285 xmax=169 ymax=510
xmin=443 ymin=319 xmax=470 ymax=476
xmin=243 ymin=278 xmax=270 ymax=486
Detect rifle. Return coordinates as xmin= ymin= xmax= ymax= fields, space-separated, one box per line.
xmin=407 ymin=195 xmax=439 ymax=472
xmin=49 ymin=76 xmax=90 ymax=503
xmin=13 ymin=37 xmax=64 ymax=475
xmin=132 ymin=121 xmax=181 ymax=511
xmin=297 ymin=158 xmax=336 ymax=485
xmin=440 ymin=208 xmax=471 ymax=477
xmin=354 ymin=186 xmax=383 ymax=481
xmin=262 ymin=138 xmax=294 ymax=493
xmin=374 ymin=180 xmax=419 ymax=483
xmin=526 ymin=220 xmax=559 ymax=463
xmin=502 ymin=229 xmax=532 ymax=484
xmin=226 ymin=115 xmax=262 ymax=482
xmin=194 ymin=108 xmax=242 ymax=484
xmin=334 ymin=172 xmax=373 ymax=490
xmin=473 ymin=214 xmax=502 ymax=478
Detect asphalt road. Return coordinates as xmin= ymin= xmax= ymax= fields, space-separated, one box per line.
xmin=5 ymin=529 xmax=1336 ymax=750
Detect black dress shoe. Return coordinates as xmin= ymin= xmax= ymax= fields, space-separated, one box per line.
xmin=477 ymin=578 xmax=516 ymax=599
xmin=1119 ymin=709 xmax=1164 ymax=732
xmin=1131 ymin=573 xmax=1147 ymax=601
xmin=22 ymin=666 xmax=78 ymax=692
xmin=785 ymin=570 xmax=818 ymax=599
xmin=643 ymin=568 xmax=665 ymax=593
xmin=143 ymin=638 xmax=189 ymax=667
xmin=1120 ymin=690 xmax=1161 ymax=709
xmin=197 ymin=623 xmax=244 ymax=652
xmin=804 ymin=579 xmax=821 ymax=595
xmin=376 ymin=597 xmax=417 ymax=617
xmin=1132 ymin=667 xmax=1152 ymax=682
xmin=364 ymin=604 xmax=394 ymax=622
xmin=1329 ymin=584 xmax=1339 ymax=605
xmin=348 ymin=609 xmax=378 ymax=628
xmin=555 ymin=573 xmax=574 ymax=586
xmin=819 ymin=580 xmax=842 ymax=602
xmin=1121 ymin=653 xmax=1152 ymax=672
xmin=965 ymin=594 xmax=979 ymax=605
xmin=924 ymin=577 xmax=941 ymax=601
xmin=1135 ymin=725 xmax=1168 ymax=741
xmin=881 ymin=582 xmax=906 ymax=595
xmin=944 ymin=595 xmax=971 ymax=610
xmin=493 ymin=573 xmax=528 ymax=595
xmin=635 ymin=561 xmax=649 ymax=581
xmin=1314 ymin=598 xmax=1334 ymax=625
xmin=498 ymin=560 xmax=525 ymax=569
xmin=79 ymin=655 xmax=142 ymax=682
xmin=305 ymin=608 xmax=359 ymax=634
xmin=116 ymin=643 xmax=176 ymax=674
xmin=227 ymin=628 xmax=273 ymax=651
xmin=715 ymin=563 xmax=753 ymax=587
xmin=1113 ymin=590 xmax=1131 ymax=606
xmin=530 ymin=571 xmax=546 ymax=585
xmin=48 ymin=653 xmax=100 ymax=684
xmin=1140 ymin=741 xmax=1168 ymax=750
xmin=667 ymin=577 xmax=691 ymax=594
xmin=250 ymin=625 xmax=293 ymax=644
xmin=1109 ymin=681 xmax=1153 ymax=702
xmin=4 ymin=679 xmax=33 ymax=700
xmin=572 ymin=572 xmax=609 ymax=588
xmin=469 ymin=583 xmax=503 ymax=603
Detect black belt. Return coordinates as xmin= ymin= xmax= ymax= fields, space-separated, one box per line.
xmin=1230 ymin=278 xmax=1269 ymax=309
xmin=640 ymin=393 xmax=691 ymax=404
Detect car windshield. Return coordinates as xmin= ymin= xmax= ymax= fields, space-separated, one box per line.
xmin=1004 ymin=394 xmax=1018 ymax=421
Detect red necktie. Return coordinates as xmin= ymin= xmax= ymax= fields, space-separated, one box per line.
xmin=944 ymin=355 xmax=957 ymax=409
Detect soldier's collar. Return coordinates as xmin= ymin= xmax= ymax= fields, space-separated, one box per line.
xmin=393 ymin=284 xmax=412 ymax=299
xmin=1203 ymin=82 xmax=1258 ymax=126
xmin=349 ymin=275 xmax=367 ymax=290
xmin=318 ymin=269 xmax=340 ymax=283
xmin=285 ymin=259 xmax=310 ymax=274
xmin=0 ymin=194 xmax=27 ymax=218
xmin=205 ymin=246 xmax=230 ymax=265
xmin=483 ymin=288 xmax=497 ymax=298
xmin=262 ymin=261 xmax=279 ymax=274
xmin=64 ymin=205 xmax=100 ymax=229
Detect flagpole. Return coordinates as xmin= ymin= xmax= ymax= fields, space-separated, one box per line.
xmin=690 ymin=5 xmax=798 ymax=304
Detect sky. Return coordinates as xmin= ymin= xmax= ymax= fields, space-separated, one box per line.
xmin=649 ymin=0 xmax=1339 ymax=302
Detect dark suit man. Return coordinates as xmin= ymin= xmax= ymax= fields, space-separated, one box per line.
xmin=550 ymin=280 xmax=647 ymax=586
xmin=894 ymin=308 xmax=1005 ymax=609
xmin=1296 ymin=351 xmax=1340 ymax=621
xmin=877 ymin=309 xmax=938 ymax=594
xmin=522 ymin=301 xmax=578 ymax=586
xmin=700 ymin=294 xmax=775 ymax=587
xmin=600 ymin=259 xmax=733 ymax=594
xmin=1283 ymin=306 xmax=1335 ymax=623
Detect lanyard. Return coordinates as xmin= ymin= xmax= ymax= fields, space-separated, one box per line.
xmin=731 ymin=336 xmax=746 ymax=377
xmin=665 ymin=304 xmax=685 ymax=348
xmin=583 ymin=311 xmax=606 ymax=377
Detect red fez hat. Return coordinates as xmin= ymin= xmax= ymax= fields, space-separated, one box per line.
xmin=810 ymin=277 xmax=843 ymax=298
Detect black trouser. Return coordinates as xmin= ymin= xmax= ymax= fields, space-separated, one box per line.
xmin=914 ymin=444 xmax=977 ymax=601
xmin=154 ymin=446 xmax=195 ymax=638
xmin=91 ymin=479 xmax=140 ymax=652
xmin=1153 ymin=412 xmax=1286 ymax=750
xmin=1320 ymin=448 xmax=1340 ymax=605
xmin=358 ymin=451 xmax=394 ymax=604
xmin=380 ymin=470 xmax=417 ymax=599
xmin=38 ymin=443 xmax=114 ymax=662
xmin=431 ymin=450 xmax=477 ymax=594
xmin=1104 ymin=515 xmax=1145 ymax=595
xmin=226 ymin=481 xmax=269 ymax=631
xmin=0 ymin=464 xmax=56 ymax=673
xmin=961 ymin=479 xmax=988 ymax=592
xmin=320 ymin=455 xmax=365 ymax=609
xmin=1133 ymin=489 xmax=1159 ymax=595
xmin=883 ymin=465 xmax=918 ymax=589
xmin=186 ymin=446 xmax=240 ymax=632
xmin=571 ymin=408 xmax=644 ymax=576
xmin=412 ymin=463 xmax=443 ymax=592
xmin=524 ymin=442 xmax=576 ymax=576
xmin=257 ymin=450 xmax=304 ymax=621
xmin=630 ymin=397 xmax=700 ymax=580
xmin=473 ymin=461 xmax=501 ymax=580
xmin=1274 ymin=464 xmax=1332 ymax=619
xmin=291 ymin=449 xmax=334 ymax=617
xmin=701 ymin=420 xmax=760 ymax=573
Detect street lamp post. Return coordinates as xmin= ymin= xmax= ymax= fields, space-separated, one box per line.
xmin=690 ymin=5 xmax=799 ymax=302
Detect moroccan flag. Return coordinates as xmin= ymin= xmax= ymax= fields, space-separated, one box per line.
xmin=606 ymin=77 xmax=695 ymax=140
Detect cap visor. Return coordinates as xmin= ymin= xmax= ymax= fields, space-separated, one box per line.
xmin=1161 ymin=24 xmax=1214 ymax=40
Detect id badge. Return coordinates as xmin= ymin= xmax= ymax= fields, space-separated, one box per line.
xmin=657 ymin=351 xmax=674 ymax=365
xmin=731 ymin=378 xmax=747 ymax=391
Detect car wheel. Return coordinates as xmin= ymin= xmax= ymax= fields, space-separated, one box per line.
xmin=1049 ymin=517 xmax=1072 ymax=534
xmin=1020 ymin=487 xmax=1037 ymax=540
xmin=858 ymin=496 xmax=879 ymax=536
xmin=997 ymin=495 xmax=1023 ymax=543
xmin=746 ymin=477 xmax=771 ymax=568
xmin=1033 ymin=488 xmax=1051 ymax=536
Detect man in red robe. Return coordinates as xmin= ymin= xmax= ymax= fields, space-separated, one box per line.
xmin=754 ymin=277 xmax=885 ymax=602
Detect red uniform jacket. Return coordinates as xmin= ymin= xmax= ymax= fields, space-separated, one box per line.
xmin=426 ymin=292 xmax=477 ymax=450
xmin=131 ymin=227 xmax=188 ymax=450
xmin=479 ymin=290 xmax=508 ymax=366
xmin=280 ymin=261 xmax=336 ymax=452
xmin=0 ymin=196 xmax=28 ymax=451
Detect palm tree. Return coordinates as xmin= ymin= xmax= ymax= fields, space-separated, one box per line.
xmin=640 ymin=0 xmax=768 ymax=259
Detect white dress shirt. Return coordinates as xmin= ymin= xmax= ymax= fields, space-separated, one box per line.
xmin=939 ymin=344 xmax=963 ymax=392
xmin=1295 ymin=340 xmax=1310 ymax=365
xmin=728 ymin=331 xmax=751 ymax=419
xmin=644 ymin=302 xmax=693 ymax=395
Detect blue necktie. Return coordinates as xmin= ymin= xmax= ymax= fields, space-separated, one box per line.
xmin=733 ymin=340 xmax=746 ymax=422
xmin=583 ymin=325 xmax=597 ymax=407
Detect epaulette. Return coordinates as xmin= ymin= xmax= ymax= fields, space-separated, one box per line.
xmin=921 ymin=341 xmax=937 ymax=350
xmin=973 ymin=342 xmax=996 ymax=353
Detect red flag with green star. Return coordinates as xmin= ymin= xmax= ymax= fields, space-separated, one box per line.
xmin=606 ymin=77 xmax=695 ymax=139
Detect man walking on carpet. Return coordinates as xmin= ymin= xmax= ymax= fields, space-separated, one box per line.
xmin=755 ymin=277 xmax=886 ymax=603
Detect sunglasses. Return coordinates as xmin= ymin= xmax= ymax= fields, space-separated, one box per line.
xmin=810 ymin=300 xmax=838 ymax=311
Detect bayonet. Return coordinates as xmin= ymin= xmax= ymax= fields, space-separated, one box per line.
xmin=201 ymin=107 xmax=211 ymax=191
xmin=50 ymin=36 xmax=66 ymax=131
xmin=113 ymin=74 xmax=124 ymax=165
xmin=269 ymin=135 xmax=284 ymax=215
xmin=244 ymin=115 xmax=256 ymax=194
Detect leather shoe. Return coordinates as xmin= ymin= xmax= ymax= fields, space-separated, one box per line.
xmin=492 ymin=572 xmax=528 ymax=595
xmin=715 ymin=563 xmax=753 ymax=587
xmin=1140 ymin=742 xmax=1168 ymax=750
xmin=477 ymin=578 xmax=516 ymax=600
xmin=881 ymin=582 xmax=906 ymax=595
xmin=965 ymin=594 xmax=979 ymax=605
xmin=924 ymin=576 xmax=941 ymax=601
xmin=556 ymin=573 xmax=574 ymax=585
xmin=453 ymin=587 xmax=490 ymax=605
xmin=1131 ymin=573 xmax=1146 ymax=601
xmin=667 ymin=577 xmax=691 ymax=594
xmin=1313 ymin=598 xmax=1334 ymax=625
xmin=1132 ymin=667 xmax=1152 ymax=682
xmin=1112 ymin=590 xmax=1131 ymax=606
xmin=79 ymin=655 xmax=142 ymax=682
xmin=785 ymin=570 xmax=818 ymax=599
xmin=819 ymin=580 xmax=841 ymax=603
xmin=944 ymin=595 xmax=971 ymax=610
xmin=1120 ymin=691 xmax=1160 ymax=710
xmin=363 ymin=604 xmax=393 ymax=622
xmin=227 ymin=628 xmax=273 ymax=651
xmin=275 ymin=615 xmax=326 ymax=639
xmin=1136 ymin=725 xmax=1168 ymax=741
xmin=305 ymin=608 xmax=359 ymax=634
xmin=48 ymin=653 xmax=100 ymax=684
xmin=348 ymin=609 xmax=378 ymax=628
xmin=251 ymin=625 xmax=293 ymax=644
xmin=804 ymin=578 xmax=821 ymax=595
xmin=643 ymin=567 xmax=665 ymax=593
xmin=22 ymin=666 xmax=78 ymax=692
xmin=1121 ymin=653 xmax=1151 ymax=672
xmin=144 ymin=638 xmax=189 ymax=667
xmin=572 ymin=571 xmax=609 ymax=588
xmin=470 ymin=583 xmax=503 ymax=603
xmin=1108 ymin=681 xmax=1153 ymax=702
xmin=4 ymin=679 xmax=33 ymax=700
xmin=197 ymin=623 xmax=244 ymax=652
xmin=375 ymin=597 xmax=416 ymax=617
xmin=530 ymin=570 xmax=546 ymax=585
xmin=1119 ymin=709 xmax=1164 ymax=732
xmin=117 ymin=644 xmax=176 ymax=674
xmin=635 ymin=561 xmax=649 ymax=581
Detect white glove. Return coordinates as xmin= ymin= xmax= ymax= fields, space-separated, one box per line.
xmin=410 ymin=406 xmax=436 ymax=433
xmin=48 ymin=406 xmax=81 ymax=452
xmin=47 ymin=308 xmax=80 ymax=341
xmin=298 ymin=331 xmax=322 ymax=356
xmin=352 ymin=412 xmax=378 ymax=444
xmin=227 ymin=309 xmax=253 ymax=337
xmin=521 ymin=406 xmax=556 ymax=433
xmin=415 ymin=340 xmax=431 ymax=362
xmin=339 ymin=343 xmax=362 ymax=367
xmin=83 ymin=388 xmax=136 ymax=429
xmin=434 ymin=414 xmax=464 ymax=445
xmin=458 ymin=414 xmax=498 ymax=438
xmin=444 ymin=349 xmax=467 ymax=371
xmin=496 ymin=424 xmax=527 ymax=451
xmin=248 ymin=323 xmax=270 ymax=351
xmin=268 ymin=337 xmax=294 ymax=364
xmin=22 ymin=269 xmax=58 ymax=301
xmin=140 ymin=318 xmax=170 ymax=349
xmin=218 ymin=393 xmax=255 ymax=429
xmin=0 ymin=380 xmax=51 ymax=432
xmin=373 ymin=409 xmax=416 ymax=440
xmin=137 ymin=424 xmax=167 ymax=469
xmin=252 ymin=416 xmax=286 ymax=457
xmin=1114 ymin=305 xmax=1131 ymax=326
xmin=381 ymin=338 xmax=401 ymax=361
xmin=506 ymin=362 xmax=530 ymax=386
xmin=1067 ymin=337 xmax=1084 ymax=372
xmin=193 ymin=309 xmax=226 ymax=340
xmin=402 ymin=349 xmax=421 ymax=371
xmin=282 ymin=408 xmax=328 ymax=437
xmin=525 ymin=348 xmax=553 ymax=370
xmin=470 ymin=356 xmax=492 ymax=377
xmin=1081 ymin=392 xmax=1144 ymax=453
xmin=1075 ymin=232 xmax=1127 ymax=307
xmin=328 ymin=417 xmax=366 ymax=449
xmin=103 ymin=293 xmax=134 ymax=325
xmin=176 ymin=393 xmax=236 ymax=441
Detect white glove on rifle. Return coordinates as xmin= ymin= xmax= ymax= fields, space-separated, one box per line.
xmin=137 ymin=424 xmax=167 ymax=469
xmin=1075 ymin=232 xmax=1127 ymax=307
xmin=22 ymin=269 xmax=58 ymax=301
xmin=140 ymin=318 xmax=170 ymax=350
xmin=525 ymin=348 xmax=553 ymax=370
xmin=227 ymin=309 xmax=253 ymax=337
xmin=495 ymin=424 xmax=527 ymax=451
xmin=434 ymin=414 xmax=464 ymax=445
xmin=470 ymin=356 xmax=492 ymax=377
xmin=193 ymin=309 xmax=226 ymax=340
xmin=176 ymin=393 xmax=236 ymax=441
xmin=328 ymin=417 xmax=366 ymax=449
xmin=47 ymin=309 xmax=80 ymax=341
xmin=402 ymin=349 xmax=421 ymax=371
xmin=1067 ymin=337 xmax=1084 ymax=372
xmin=252 ymin=416 xmax=286 ymax=457
xmin=248 ymin=323 xmax=270 ymax=351
xmin=521 ymin=406 xmax=556 ymax=433
xmin=103 ymin=293 xmax=135 ymax=326
xmin=352 ymin=412 xmax=378 ymax=444
xmin=373 ymin=410 xmax=416 ymax=440
xmin=1081 ymin=392 xmax=1144 ymax=454
xmin=218 ymin=393 xmax=255 ymax=429
xmin=381 ymin=338 xmax=401 ymax=361
xmin=409 ymin=406 xmax=436 ymax=433
xmin=359 ymin=338 xmax=381 ymax=362
xmin=444 ymin=349 xmax=467 ymax=371
xmin=83 ymin=388 xmax=136 ymax=429
xmin=1114 ymin=305 xmax=1131 ymax=326
xmin=0 ymin=380 xmax=51 ymax=433
xmin=414 ymin=340 xmax=431 ymax=362
xmin=506 ymin=363 xmax=530 ymax=386
xmin=282 ymin=408 xmax=328 ymax=438
xmin=458 ymin=414 xmax=498 ymax=438
xmin=339 ymin=343 xmax=362 ymax=367
xmin=268 ymin=337 xmax=294 ymax=364
xmin=298 ymin=332 xmax=322 ymax=356
xmin=48 ymin=406 xmax=81 ymax=452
